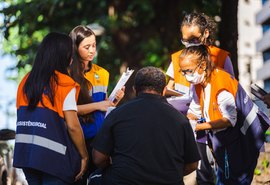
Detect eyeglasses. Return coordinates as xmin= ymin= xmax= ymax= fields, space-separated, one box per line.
xmin=181 ymin=35 xmax=203 ymax=47
xmin=180 ymin=62 xmax=202 ymax=76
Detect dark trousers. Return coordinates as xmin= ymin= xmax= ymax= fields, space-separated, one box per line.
xmin=88 ymin=169 xmax=104 ymax=185
xmin=73 ymin=138 xmax=97 ymax=185
xmin=196 ymin=142 xmax=215 ymax=185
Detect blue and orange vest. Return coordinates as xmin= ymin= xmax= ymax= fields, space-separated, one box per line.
xmin=195 ymin=69 xmax=270 ymax=184
xmin=172 ymin=46 xmax=229 ymax=94
xmin=81 ymin=63 xmax=109 ymax=139
xmin=14 ymin=71 xmax=81 ymax=183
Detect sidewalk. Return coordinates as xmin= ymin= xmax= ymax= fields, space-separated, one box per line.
xmin=252 ymin=143 xmax=270 ymax=185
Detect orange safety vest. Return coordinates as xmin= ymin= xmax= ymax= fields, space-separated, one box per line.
xmin=194 ymin=69 xmax=270 ymax=184
xmin=172 ymin=46 xmax=229 ymax=94
xmin=14 ymin=71 xmax=81 ymax=183
xmin=17 ymin=71 xmax=80 ymax=118
xmin=194 ymin=68 xmax=237 ymax=120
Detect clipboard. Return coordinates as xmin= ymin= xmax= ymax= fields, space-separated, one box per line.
xmin=167 ymin=95 xmax=191 ymax=113
xmin=165 ymin=87 xmax=184 ymax=97
xmin=108 ymin=68 xmax=134 ymax=102
xmin=250 ymin=84 xmax=267 ymax=100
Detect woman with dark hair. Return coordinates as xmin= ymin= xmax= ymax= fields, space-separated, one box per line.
xmin=69 ymin=25 xmax=125 ymax=184
xmin=13 ymin=32 xmax=88 ymax=185
xmin=179 ymin=45 xmax=270 ymax=185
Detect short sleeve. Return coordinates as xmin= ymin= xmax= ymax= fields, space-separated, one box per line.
xmin=63 ymin=87 xmax=77 ymax=111
xmin=217 ymin=90 xmax=237 ymax=127
xmin=166 ymin=62 xmax=174 ymax=79
xmin=91 ymin=115 xmax=114 ymax=155
xmin=183 ymin=122 xmax=201 ymax=164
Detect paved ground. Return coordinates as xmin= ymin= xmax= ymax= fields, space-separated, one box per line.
xmin=252 ymin=143 xmax=270 ymax=185
xmin=183 ymin=143 xmax=270 ymax=185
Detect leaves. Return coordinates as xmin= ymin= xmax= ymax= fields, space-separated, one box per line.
xmin=254 ymin=168 xmax=261 ymax=175
xmin=0 ymin=0 xmax=223 ymax=88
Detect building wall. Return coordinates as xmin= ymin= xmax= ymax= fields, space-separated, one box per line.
xmin=254 ymin=0 xmax=270 ymax=114
xmin=256 ymin=0 xmax=270 ymax=91
xmin=238 ymin=0 xmax=263 ymax=95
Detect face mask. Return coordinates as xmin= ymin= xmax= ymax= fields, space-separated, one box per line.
xmin=181 ymin=34 xmax=204 ymax=48
xmin=185 ymin=71 xmax=205 ymax=85
xmin=181 ymin=40 xmax=202 ymax=48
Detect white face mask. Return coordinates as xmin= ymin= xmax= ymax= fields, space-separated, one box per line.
xmin=181 ymin=40 xmax=202 ymax=48
xmin=185 ymin=71 xmax=205 ymax=85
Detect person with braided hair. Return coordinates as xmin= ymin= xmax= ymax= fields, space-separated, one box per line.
xmin=179 ymin=45 xmax=270 ymax=185
xmin=165 ymin=12 xmax=235 ymax=185
xmin=166 ymin=12 xmax=234 ymax=97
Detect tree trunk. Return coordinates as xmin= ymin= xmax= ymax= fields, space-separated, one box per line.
xmin=219 ymin=0 xmax=239 ymax=79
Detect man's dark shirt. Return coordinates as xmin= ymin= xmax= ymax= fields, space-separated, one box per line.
xmin=92 ymin=93 xmax=200 ymax=185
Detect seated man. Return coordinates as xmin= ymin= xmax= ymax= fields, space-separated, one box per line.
xmin=90 ymin=66 xmax=200 ymax=185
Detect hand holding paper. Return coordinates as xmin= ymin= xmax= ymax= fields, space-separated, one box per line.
xmin=113 ymin=86 xmax=125 ymax=104
xmin=250 ymin=84 xmax=270 ymax=108
xmin=97 ymin=100 xmax=114 ymax=112
xmin=108 ymin=68 xmax=134 ymax=102
xmin=250 ymin=84 xmax=267 ymax=100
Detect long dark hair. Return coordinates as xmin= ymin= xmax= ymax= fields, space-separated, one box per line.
xmin=24 ymin=32 xmax=73 ymax=110
xmin=69 ymin=25 xmax=95 ymax=122
xmin=181 ymin=12 xmax=217 ymax=45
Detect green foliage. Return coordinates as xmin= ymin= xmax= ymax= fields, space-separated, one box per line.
xmin=254 ymin=158 xmax=270 ymax=176
xmin=262 ymin=159 xmax=269 ymax=169
xmin=0 ymin=0 xmax=222 ymax=89
xmin=254 ymin=168 xmax=261 ymax=175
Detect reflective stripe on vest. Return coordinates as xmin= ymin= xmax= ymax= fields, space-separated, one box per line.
xmin=82 ymin=64 xmax=109 ymax=138
xmin=195 ymin=69 xmax=270 ymax=184
xmin=91 ymin=85 xmax=107 ymax=94
xmin=16 ymin=134 xmax=67 ymax=155
xmin=14 ymin=72 xmax=81 ymax=183
xmin=240 ymin=104 xmax=258 ymax=135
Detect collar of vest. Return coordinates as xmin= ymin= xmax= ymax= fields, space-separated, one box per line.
xmin=55 ymin=71 xmax=79 ymax=87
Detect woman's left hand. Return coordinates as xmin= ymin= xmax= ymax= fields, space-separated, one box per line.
xmin=114 ymin=86 xmax=125 ymax=104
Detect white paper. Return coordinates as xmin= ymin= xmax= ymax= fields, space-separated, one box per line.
xmin=108 ymin=68 xmax=134 ymax=102
xmin=167 ymin=95 xmax=192 ymax=113
xmin=105 ymin=106 xmax=116 ymax=117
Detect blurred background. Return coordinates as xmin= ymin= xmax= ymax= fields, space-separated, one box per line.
xmin=0 ymin=0 xmax=270 ymax=184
